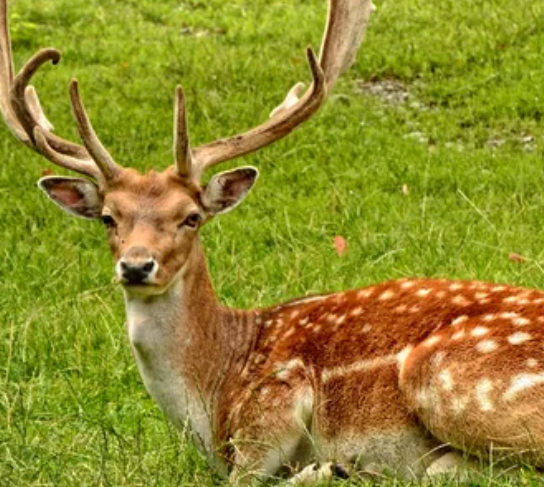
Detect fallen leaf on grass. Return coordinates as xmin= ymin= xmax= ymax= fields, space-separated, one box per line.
xmin=509 ymin=253 xmax=528 ymax=263
xmin=334 ymin=236 xmax=348 ymax=256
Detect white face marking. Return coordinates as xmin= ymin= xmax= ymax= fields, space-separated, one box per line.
xmin=451 ymin=315 xmax=468 ymax=326
xmin=504 ymin=373 xmax=544 ymax=400
xmin=471 ymin=326 xmax=489 ymax=337
xmin=416 ymin=288 xmax=432 ymax=298
xmin=475 ymin=379 xmax=494 ymax=412
xmin=438 ymin=369 xmax=454 ymax=391
xmin=452 ymin=295 xmax=471 ymax=307
xmin=507 ymin=332 xmax=532 ymax=345
xmin=379 ymin=289 xmax=395 ymax=301
xmin=476 ymin=340 xmax=499 ymax=353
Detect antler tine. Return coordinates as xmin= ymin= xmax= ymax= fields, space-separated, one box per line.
xmin=0 ymin=0 xmax=103 ymax=179
xmin=69 ymin=79 xmax=120 ymax=182
xmin=187 ymin=0 xmax=374 ymax=181
xmin=174 ymin=85 xmax=192 ymax=179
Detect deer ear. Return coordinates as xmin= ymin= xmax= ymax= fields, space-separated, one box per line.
xmin=38 ymin=176 xmax=103 ymax=220
xmin=201 ymin=166 xmax=259 ymax=215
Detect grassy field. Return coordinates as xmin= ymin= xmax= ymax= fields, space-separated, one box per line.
xmin=1 ymin=0 xmax=544 ymax=485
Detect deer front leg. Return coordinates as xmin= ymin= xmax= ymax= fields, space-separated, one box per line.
xmin=227 ymin=384 xmax=316 ymax=484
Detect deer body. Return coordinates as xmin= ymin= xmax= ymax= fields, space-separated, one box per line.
xmin=3 ymin=0 xmax=544 ymax=482
xmin=123 ymin=235 xmax=544 ymax=480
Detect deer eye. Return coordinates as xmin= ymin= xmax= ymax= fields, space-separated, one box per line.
xmin=101 ymin=214 xmax=116 ymax=228
xmin=180 ymin=212 xmax=202 ymax=229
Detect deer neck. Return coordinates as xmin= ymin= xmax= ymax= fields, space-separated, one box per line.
xmin=123 ymin=236 xmax=256 ymax=450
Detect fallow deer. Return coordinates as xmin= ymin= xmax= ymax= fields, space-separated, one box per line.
xmin=3 ymin=0 xmax=544 ymax=484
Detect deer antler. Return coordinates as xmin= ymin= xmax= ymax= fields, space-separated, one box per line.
xmin=178 ymin=0 xmax=374 ymax=182
xmin=0 ymin=0 xmax=119 ymax=181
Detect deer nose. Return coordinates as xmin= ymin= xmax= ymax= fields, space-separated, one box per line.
xmin=119 ymin=259 xmax=157 ymax=284
xmin=117 ymin=247 xmax=158 ymax=284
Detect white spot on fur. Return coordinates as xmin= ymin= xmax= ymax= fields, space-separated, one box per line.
xmin=401 ymin=281 xmax=416 ymax=289
xmin=449 ymin=283 xmax=464 ymax=291
xmin=425 ymin=336 xmax=441 ymax=347
xmin=416 ymin=288 xmax=432 ymax=298
xmin=379 ymin=289 xmax=395 ymax=301
xmin=431 ymin=351 xmax=446 ymax=368
xmin=275 ymin=359 xmax=304 ymax=381
xmin=503 ymin=296 xmax=519 ymax=304
xmin=394 ymin=304 xmax=408 ymax=313
xmin=451 ymin=315 xmax=468 ymax=326
xmin=322 ymin=354 xmax=397 ymax=382
xmin=436 ymin=290 xmax=446 ymax=299
xmin=358 ymin=288 xmax=375 ymax=299
xmin=476 ymin=340 xmax=498 ymax=353
xmin=505 ymin=373 xmax=544 ymax=400
xmin=508 ymin=332 xmax=532 ymax=345
xmin=526 ymin=358 xmax=538 ymax=368
xmin=408 ymin=305 xmax=421 ymax=313
xmin=298 ymin=317 xmax=310 ymax=327
xmin=362 ymin=323 xmax=372 ymax=333
xmin=482 ymin=314 xmax=496 ymax=322
xmin=476 ymin=379 xmax=494 ymax=412
xmin=438 ymin=369 xmax=454 ymax=391
xmin=349 ymin=306 xmax=363 ymax=317
xmin=336 ymin=314 xmax=347 ymax=325
xmin=452 ymin=330 xmax=465 ymax=340
xmin=452 ymin=295 xmax=471 ymax=307
xmin=471 ymin=327 xmax=489 ymax=337
xmin=491 ymin=285 xmax=507 ymax=292
xmin=451 ymin=395 xmax=470 ymax=414
xmin=396 ymin=345 xmax=413 ymax=375
xmin=513 ymin=317 xmax=531 ymax=327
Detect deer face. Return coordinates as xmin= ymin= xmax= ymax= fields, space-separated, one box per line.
xmin=38 ymin=165 xmax=258 ymax=296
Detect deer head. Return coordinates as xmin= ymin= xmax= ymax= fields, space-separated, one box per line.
xmin=0 ymin=0 xmax=374 ymax=298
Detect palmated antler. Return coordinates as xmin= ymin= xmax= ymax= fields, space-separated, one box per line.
xmin=0 ymin=0 xmax=120 ymax=182
xmin=176 ymin=0 xmax=374 ymax=182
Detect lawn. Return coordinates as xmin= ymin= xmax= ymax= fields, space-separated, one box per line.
xmin=1 ymin=0 xmax=544 ymax=485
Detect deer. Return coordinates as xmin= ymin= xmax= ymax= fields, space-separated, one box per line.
xmin=3 ymin=0 xmax=544 ymax=484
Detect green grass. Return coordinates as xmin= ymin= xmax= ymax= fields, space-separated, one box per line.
xmin=1 ymin=0 xmax=544 ymax=484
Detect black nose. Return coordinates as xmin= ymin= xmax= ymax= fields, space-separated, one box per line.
xmin=120 ymin=260 xmax=156 ymax=284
